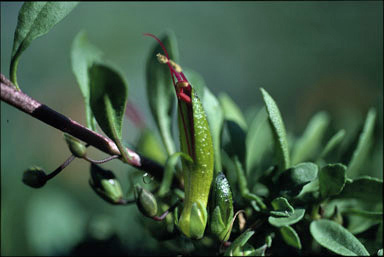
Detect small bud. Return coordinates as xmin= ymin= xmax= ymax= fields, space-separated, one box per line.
xmin=22 ymin=166 xmax=47 ymax=188
xmin=64 ymin=133 xmax=87 ymax=158
xmin=210 ymin=172 xmax=234 ymax=241
xmin=89 ymin=164 xmax=124 ymax=204
xmin=134 ymin=184 xmax=158 ymax=218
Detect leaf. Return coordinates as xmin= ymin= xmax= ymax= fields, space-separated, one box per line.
xmin=184 ymin=69 xmax=224 ymax=173
xmin=268 ymin=208 xmax=305 ymax=227
xmin=319 ymin=163 xmax=347 ymax=199
xmin=246 ymin=107 xmax=273 ymax=176
xmin=219 ymin=93 xmax=247 ymax=131
xmin=310 ymin=219 xmax=369 ymax=256
xmin=224 ymin=229 xmax=255 ymax=256
xmin=136 ymin=128 xmax=167 ymax=165
xmin=220 ymin=93 xmax=247 ymax=165
xmin=10 ymin=2 xmax=78 ymax=89
xmin=345 ymin=209 xmax=383 ymax=221
xmin=71 ymin=30 xmax=103 ymax=130
xmin=338 ymin=176 xmax=383 ymax=205
xmin=291 ymin=111 xmax=330 ymax=165
xmin=277 ymin=162 xmax=318 ymax=197
xmin=348 ymin=108 xmax=376 ymax=178
xmin=319 ymin=129 xmax=346 ymax=160
xmin=260 ymin=88 xmax=290 ymax=170
xmin=270 ymin=197 xmax=294 ymax=217
xmin=146 ymin=31 xmax=179 ymax=155
xmin=89 ymin=63 xmax=130 ymax=161
xmin=157 ymin=151 xmax=192 ymax=197
xmin=280 ymin=225 xmax=302 ymax=249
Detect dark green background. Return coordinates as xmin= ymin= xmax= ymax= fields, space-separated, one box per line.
xmin=1 ymin=2 xmax=382 ymax=255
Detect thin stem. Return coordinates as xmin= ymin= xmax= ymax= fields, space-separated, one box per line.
xmin=1 ymin=74 xmax=168 ymax=183
xmin=45 ymin=155 xmax=76 ymax=180
xmin=152 ymin=199 xmax=182 ymax=221
xmin=83 ymin=155 xmax=120 ymax=164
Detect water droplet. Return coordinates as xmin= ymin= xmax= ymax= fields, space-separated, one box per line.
xmin=142 ymin=172 xmax=154 ymax=184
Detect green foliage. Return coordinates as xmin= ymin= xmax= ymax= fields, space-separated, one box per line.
xmin=8 ymin=3 xmax=382 ymax=256
xmin=10 ymin=2 xmax=78 ymax=89
xmin=310 ymin=219 xmax=369 ymax=256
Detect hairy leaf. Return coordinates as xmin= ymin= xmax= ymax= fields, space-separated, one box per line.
xmin=260 ymin=88 xmax=290 ymax=170
xmin=310 ymin=219 xmax=369 ymax=256
xmin=292 ymin=111 xmax=330 ymax=165
xmin=89 ymin=63 xmax=129 ymax=161
xmin=10 ymin=2 xmax=78 ymax=89
xmin=348 ymin=108 xmax=376 ymax=178
xmin=71 ymin=31 xmax=103 ymax=130
xmin=280 ymin=225 xmax=302 ymax=249
xmin=146 ymin=31 xmax=179 ymax=155
xmin=319 ymin=163 xmax=347 ymax=199
xmin=269 ymin=208 xmax=305 ymax=227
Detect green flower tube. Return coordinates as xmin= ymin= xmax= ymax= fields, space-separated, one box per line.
xmin=145 ymin=34 xmax=214 ymax=239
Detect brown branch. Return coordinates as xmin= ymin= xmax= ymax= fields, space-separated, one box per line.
xmin=1 ymin=73 xmax=166 ymax=182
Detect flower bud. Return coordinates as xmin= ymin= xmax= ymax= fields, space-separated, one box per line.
xmin=64 ymin=133 xmax=87 ymax=158
xmin=134 ymin=184 xmax=158 ymax=218
xmin=89 ymin=163 xmax=123 ymax=204
xmin=22 ymin=166 xmax=47 ymax=188
xmin=210 ymin=172 xmax=234 ymax=241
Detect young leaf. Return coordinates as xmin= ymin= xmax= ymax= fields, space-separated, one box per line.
xmin=71 ymin=31 xmax=103 ymax=130
xmin=219 ymin=93 xmax=247 ymax=131
xmin=280 ymin=225 xmax=302 ymax=249
xmin=89 ymin=63 xmax=130 ymax=162
xmin=246 ymin=107 xmax=273 ymax=176
xmin=146 ymin=31 xmax=179 ymax=155
xmin=270 ymin=197 xmax=294 ymax=217
xmin=348 ymin=108 xmax=376 ymax=178
xmin=260 ymin=88 xmax=290 ymax=170
xmin=277 ymin=162 xmax=318 ymax=197
xmin=310 ymin=219 xmax=369 ymax=256
xmin=157 ymin=151 xmax=192 ymax=197
xmin=291 ymin=111 xmax=330 ymax=165
xmin=319 ymin=163 xmax=347 ymax=199
xmin=10 ymin=2 xmax=78 ymax=89
xmin=224 ymin=229 xmax=255 ymax=256
xmin=319 ymin=129 xmax=346 ymax=160
xmin=220 ymin=93 xmax=247 ymax=164
xmin=268 ymin=208 xmax=305 ymax=227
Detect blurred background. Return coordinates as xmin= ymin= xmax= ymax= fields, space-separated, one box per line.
xmin=1 ymin=2 xmax=382 ymax=255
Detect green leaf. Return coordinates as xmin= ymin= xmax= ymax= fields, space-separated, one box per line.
xmin=270 ymin=197 xmax=294 ymax=217
xmin=71 ymin=31 xmax=103 ymax=130
xmin=310 ymin=219 xmax=369 ymax=256
xmin=280 ymin=225 xmax=302 ymax=249
xmin=89 ymin=63 xmax=130 ymax=162
xmin=348 ymin=108 xmax=376 ymax=178
xmin=260 ymin=88 xmax=290 ymax=170
xmin=219 ymin=93 xmax=247 ymax=131
xmin=157 ymin=151 xmax=192 ymax=197
xmin=220 ymin=93 xmax=247 ymax=165
xmin=319 ymin=163 xmax=347 ymax=199
xmin=185 ymin=69 xmax=224 ymax=173
xmin=146 ymin=31 xmax=179 ymax=155
xmin=224 ymin=229 xmax=255 ymax=256
xmin=246 ymin=107 xmax=273 ymax=176
xmin=10 ymin=2 xmax=78 ymax=89
xmin=268 ymin=208 xmax=305 ymax=227
xmin=277 ymin=162 xmax=318 ymax=197
xmin=345 ymin=209 xmax=383 ymax=221
xmin=319 ymin=129 xmax=346 ymax=160
xmin=136 ymin=128 xmax=167 ymax=165
xmin=292 ymin=111 xmax=330 ymax=165
xmin=338 ymin=176 xmax=383 ymax=205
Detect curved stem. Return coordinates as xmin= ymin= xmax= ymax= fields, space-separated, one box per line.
xmin=83 ymin=155 xmax=120 ymax=164
xmin=1 ymin=74 xmax=168 ymax=183
xmin=152 ymin=199 xmax=182 ymax=221
xmin=45 ymin=155 xmax=76 ymax=180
